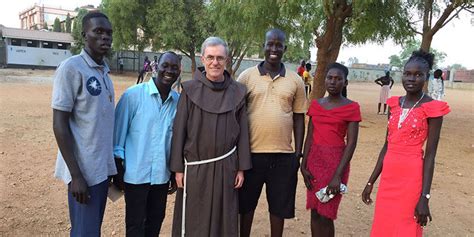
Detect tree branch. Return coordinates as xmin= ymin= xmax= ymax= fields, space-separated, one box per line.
xmin=422 ymin=0 xmax=433 ymax=34
xmin=430 ymin=2 xmax=457 ymax=35
xmin=440 ymin=4 xmax=467 ymax=29
xmin=178 ymin=48 xmax=191 ymax=59
xmin=407 ymin=21 xmax=423 ymax=35
xmin=233 ymin=46 xmax=249 ymax=75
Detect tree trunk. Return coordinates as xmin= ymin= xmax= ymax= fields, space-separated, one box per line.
xmin=190 ymin=50 xmax=196 ymax=77
xmin=226 ymin=60 xmax=234 ymax=78
xmin=420 ymin=33 xmax=434 ymax=93
xmin=231 ymin=47 xmax=248 ymax=79
xmin=420 ymin=33 xmax=433 ymax=52
xmin=311 ymin=2 xmax=351 ymax=99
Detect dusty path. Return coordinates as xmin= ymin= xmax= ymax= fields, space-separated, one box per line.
xmin=0 ymin=69 xmax=473 ymax=236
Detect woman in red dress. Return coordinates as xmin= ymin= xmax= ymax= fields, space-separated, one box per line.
xmin=362 ymin=50 xmax=450 ymax=236
xmin=300 ymin=63 xmax=361 ymax=237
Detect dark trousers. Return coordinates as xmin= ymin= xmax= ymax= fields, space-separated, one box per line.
xmin=125 ymin=182 xmax=168 ymax=237
xmin=68 ymin=179 xmax=109 ymax=237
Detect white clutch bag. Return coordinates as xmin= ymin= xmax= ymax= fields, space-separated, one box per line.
xmin=315 ymin=184 xmax=348 ymax=203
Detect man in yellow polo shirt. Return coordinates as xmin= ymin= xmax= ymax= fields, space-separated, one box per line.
xmin=238 ymin=28 xmax=307 ymax=237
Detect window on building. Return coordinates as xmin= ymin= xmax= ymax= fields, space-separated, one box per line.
xmin=26 ymin=40 xmax=39 ymax=47
xmin=42 ymin=41 xmax=53 ymax=48
xmin=11 ymin=39 xmax=22 ymax=46
xmin=57 ymin=43 xmax=70 ymax=50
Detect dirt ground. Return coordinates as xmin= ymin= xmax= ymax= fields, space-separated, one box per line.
xmin=0 ymin=68 xmax=473 ymax=236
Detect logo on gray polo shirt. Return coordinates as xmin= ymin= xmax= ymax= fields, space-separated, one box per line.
xmin=86 ymin=76 xmax=102 ymax=96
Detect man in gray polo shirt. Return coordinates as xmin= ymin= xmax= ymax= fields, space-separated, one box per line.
xmin=52 ymin=12 xmax=116 ymax=236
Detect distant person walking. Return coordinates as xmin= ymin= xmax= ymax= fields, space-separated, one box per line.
xmin=374 ymin=71 xmax=394 ymax=114
xmin=150 ymin=55 xmax=159 ymax=77
xmin=118 ymin=57 xmax=124 ymax=74
xmin=297 ymin=59 xmax=306 ymax=77
xmin=428 ymin=69 xmax=445 ymax=101
xmin=137 ymin=56 xmax=151 ymax=84
xmin=51 ymin=12 xmax=116 ymax=236
xmin=302 ymin=63 xmax=312 ymax=97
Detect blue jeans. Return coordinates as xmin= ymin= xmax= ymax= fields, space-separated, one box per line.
xmin=68 ymin=179 xmax=109 ymax=237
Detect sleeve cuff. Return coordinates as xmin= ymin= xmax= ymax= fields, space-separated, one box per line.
xmin=51 ymin=104 xmax=73 ymax=112
xmin=113 ymin=147 xmax=125 ymax=159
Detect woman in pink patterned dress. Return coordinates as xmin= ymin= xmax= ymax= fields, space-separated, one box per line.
xmin=362 ymin=50 xmax=450 ymax=236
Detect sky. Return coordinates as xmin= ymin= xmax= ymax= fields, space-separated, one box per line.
xmin=1 ymin=1 xmax=473 ymax=69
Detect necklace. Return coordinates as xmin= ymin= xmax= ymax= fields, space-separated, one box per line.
xmin=96 ymin=67 xmax=113 ymax=103
xmin=398 ymin=93 xmax=424 ymax=129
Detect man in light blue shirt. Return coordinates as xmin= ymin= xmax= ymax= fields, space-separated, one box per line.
xmin=113 ymin=51 xmax=181 ymax=236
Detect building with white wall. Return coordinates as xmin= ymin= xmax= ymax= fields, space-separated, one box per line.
xmin=0 ymin=26 xmax=73 ymax=67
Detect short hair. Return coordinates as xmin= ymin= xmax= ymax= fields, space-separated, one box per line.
xmin=201 ymin=37 xmax=229 ymax=56
xmin=82 ymin=11 xmax=109 ymax=31
xmin=326 ymin=62 xmax=349 ymax=80
xmin=158 ymin=51 xmax=182 ymax=64
xmin=433 ymin=69 xmax=443 ymax=79
xmin=406 ymin=50 xmax=435 ymax=71
xmin=305 ymin=63 xmax=311 ymax=71
xmin=265 ymin=28 xmax=286 ymax=42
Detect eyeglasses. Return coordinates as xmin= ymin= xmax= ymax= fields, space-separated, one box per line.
xmin=204 ymin=55 xmax=227 ymax=63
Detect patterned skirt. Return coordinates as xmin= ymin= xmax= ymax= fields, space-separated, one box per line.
xmin=306 ymin=144 xmax=349 ymax=220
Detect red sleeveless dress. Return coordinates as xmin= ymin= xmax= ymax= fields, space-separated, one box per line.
xmin=370 ymin=96 xmax=450 ymax=236
xmin=306 ymin=100 xmax=361 ymax=220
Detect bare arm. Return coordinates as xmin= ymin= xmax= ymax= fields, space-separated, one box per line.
xmin=53 ymin=109 xmax=89 ymax=204
xmin=301 ymin=117 xmax=314 ymax=190
xmin=390 ymin=78 xmax=395 ymax=89
xmin=293 ymin=113 xmax=305 ymax=157
xmin=415 ymin=116 xmax=443 ymax=227
xmin=374 ymin=78 xmax=383 ymax=86
xmin=362 ymin=111 xmax=390 ymax=205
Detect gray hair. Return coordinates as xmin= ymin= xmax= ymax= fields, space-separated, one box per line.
xmin=201 ymin=36 xmax=229 ymax=56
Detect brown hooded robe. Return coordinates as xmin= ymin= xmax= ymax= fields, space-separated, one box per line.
xmin=170 ymin=67 xmax=251 ymax=237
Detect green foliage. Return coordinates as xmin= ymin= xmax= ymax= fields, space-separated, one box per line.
xmin=71 ymin=8 xmax=89 ymax=55
xmin=102 ymin=0 xmax=154 ymax=51
xmin=209 ymin=0 xmax=289 ymax=73
xmin=53 ymin=18 xmax=61 ymax=32
xmin=147 ymin=0 xmax=208 ymax=56
xmin=148 ymin=0 xmax=209 ymax=72
xmin=279 ymin=1 xmax=322 ymax=63
xmin=43 ymin=22 xmax=48 ymax=30
xmin=447 ymin=63 xmax=466 ymax=70
xmin=282 ymin=0 xmax=413 ymax=46
xmin=388 ymin=40 xmax=446 ymax=69
xmin=389 ymin=55 xmax=403 ymax=69
xmin=347 ymin=57 xmax=359 ymax=66
xmin=345 ymin=1 xmax=413 ymax=45
xmin=65 ymin=13 xmax=72 ymax=33
xmin=405 ymin=0 xmax=473 ymax=51
xmin=104 ymin=0 xmax=208 ymax=72
xmin=284 ymin=39 xmax=311 ymax=64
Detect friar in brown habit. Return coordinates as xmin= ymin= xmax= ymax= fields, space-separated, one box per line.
xmin=170 ymin=36 xmax=251 ymax=237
